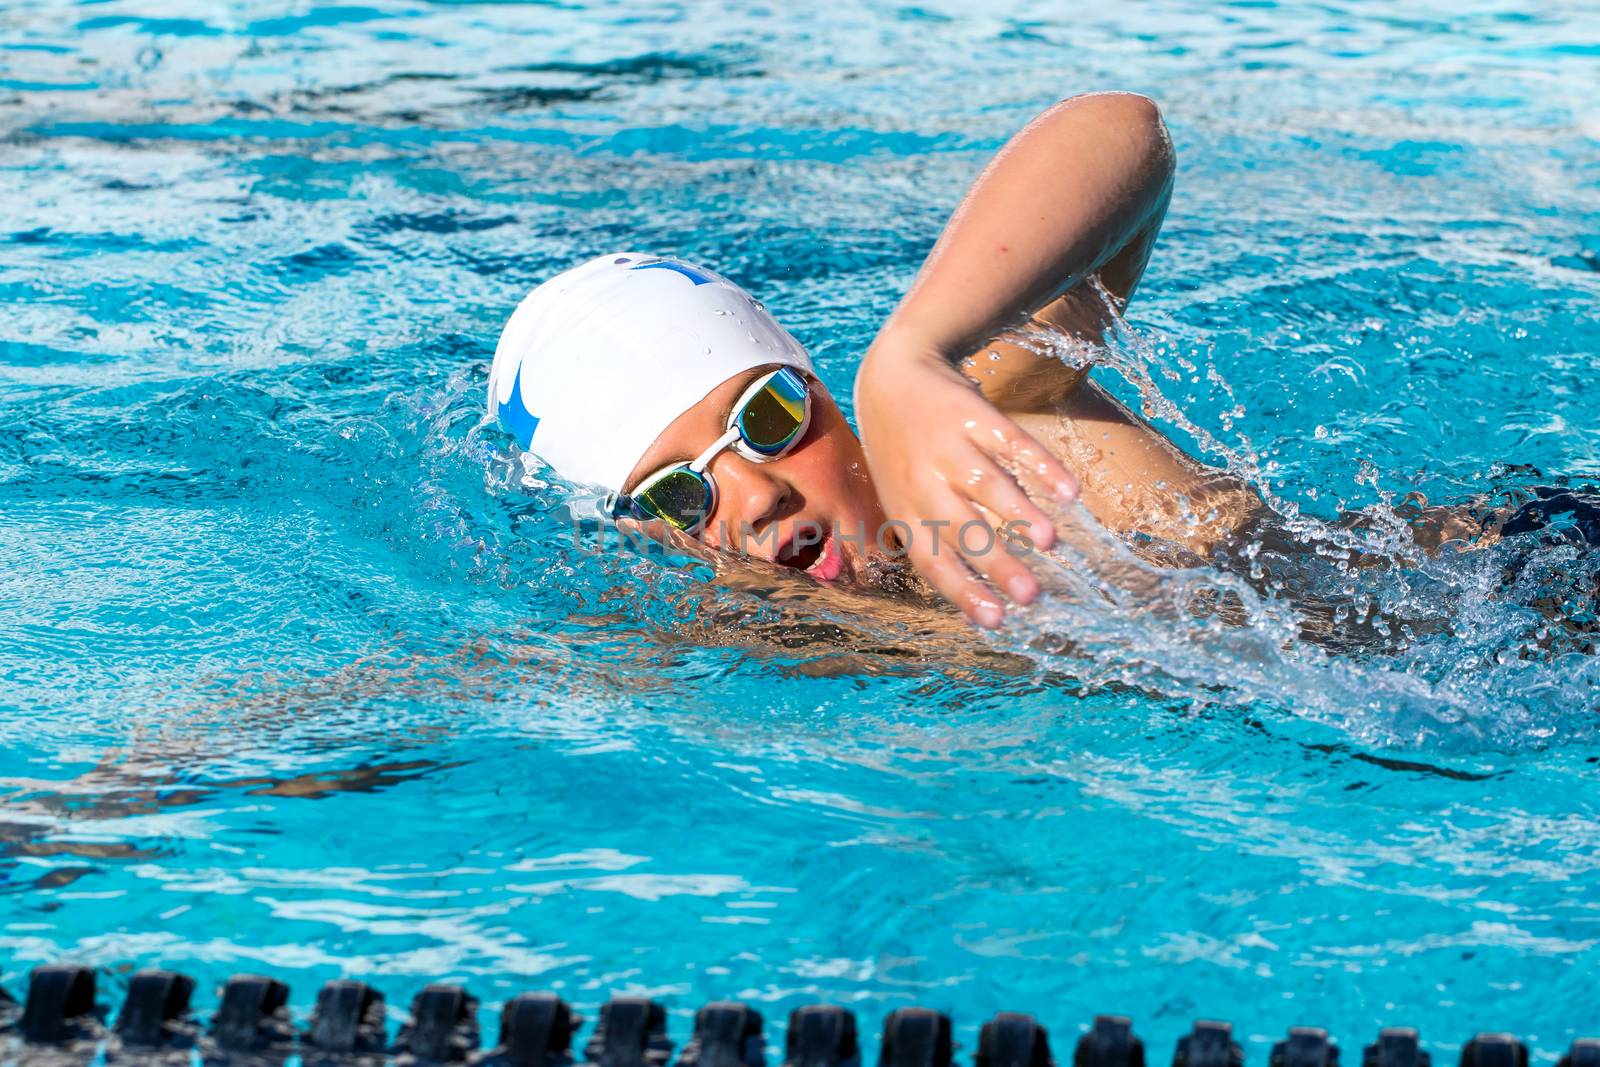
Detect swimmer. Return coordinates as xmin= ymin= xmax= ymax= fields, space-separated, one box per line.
xmin=486 ymin=91 xmax=1591 ymax=632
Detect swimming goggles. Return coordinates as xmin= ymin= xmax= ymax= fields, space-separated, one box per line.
xmin=609 ymin=366 xmax=811 ymax=536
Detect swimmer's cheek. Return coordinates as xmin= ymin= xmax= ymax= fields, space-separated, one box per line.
xmin=613 ymin=516 xmax=714 ymax=561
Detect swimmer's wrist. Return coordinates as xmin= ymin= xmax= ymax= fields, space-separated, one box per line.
xmin=856 ymin=328 xmax=949 ymax=421
xmin=863 ymin=320 xmax=961 ymax=372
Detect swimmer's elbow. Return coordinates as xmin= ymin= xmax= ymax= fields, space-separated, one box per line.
xmin=1068 ymin=90 xmax=1161 ymax=124
xmin=1056 ymin=91 xmax=1175 ymax=186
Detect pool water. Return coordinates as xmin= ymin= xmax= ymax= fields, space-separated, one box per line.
xmin=3 ymin=0 xmax=1599 ymax=1058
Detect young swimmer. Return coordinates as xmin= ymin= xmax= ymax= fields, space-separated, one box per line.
xmin=486 ymin=92 xmax=1593 ymax=631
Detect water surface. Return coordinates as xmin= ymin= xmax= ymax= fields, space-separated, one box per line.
xmin=2 ymin=0 xmax=1599 ymax=1058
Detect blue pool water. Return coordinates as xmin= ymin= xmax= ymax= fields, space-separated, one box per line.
xmin=3 ymin=0 xmax=1600 ymax=1058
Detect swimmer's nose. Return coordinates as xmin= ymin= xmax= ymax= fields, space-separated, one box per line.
xmin=706 ymin=455 xmax=792 ymax=556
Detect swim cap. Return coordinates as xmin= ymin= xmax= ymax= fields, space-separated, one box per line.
xmin=488 ymin=253 xmax=814 ymax=494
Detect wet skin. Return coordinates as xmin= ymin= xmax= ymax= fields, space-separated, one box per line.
xmin=622 ymin=354 xmax=1266 ymax=595
xmin=622 ymin=94 xmax=1263 ymax=606
xmin=621 ymin=366 xmax=892 ymax=584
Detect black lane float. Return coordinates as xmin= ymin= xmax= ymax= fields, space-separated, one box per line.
xmin=1 ymin=964 xmax=1597 ymax=1067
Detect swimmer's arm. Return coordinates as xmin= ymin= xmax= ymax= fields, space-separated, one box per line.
xmin=854 ymin=91 xmax=1176 ymax=626
xmin=893 ymin=91 xmax=1173 ymax=409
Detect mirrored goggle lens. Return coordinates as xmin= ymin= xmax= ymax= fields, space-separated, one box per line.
xmin=631 ymin=467 xmax=712 ymax=531
xmin=738 ymin=369 xmax=808 ymax=455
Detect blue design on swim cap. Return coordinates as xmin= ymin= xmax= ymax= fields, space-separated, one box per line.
xmin=497 ymin=364 xmax=540 ymax=448
xmin=630 ymin=258 xmax=713 ymax=285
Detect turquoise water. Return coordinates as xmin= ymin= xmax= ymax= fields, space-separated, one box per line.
xmin=3 ymin=0 xmax=1600 ymax=1058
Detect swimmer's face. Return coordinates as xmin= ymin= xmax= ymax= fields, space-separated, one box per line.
xmin=622 ymin=367 xmax=891 ymax=584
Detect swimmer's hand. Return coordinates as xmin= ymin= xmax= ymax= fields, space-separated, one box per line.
xmin=855 ymin=91 xmax=1175 ymax=627
xmin=855 ymin=331 xmax=1078 ymax=628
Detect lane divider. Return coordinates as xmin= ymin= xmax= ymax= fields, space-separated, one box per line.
xmin=0 ymin=965 xmax=1596 ymax=1067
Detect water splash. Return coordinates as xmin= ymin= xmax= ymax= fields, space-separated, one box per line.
xmin=991 ymin=285 xmax=1600 ymax=750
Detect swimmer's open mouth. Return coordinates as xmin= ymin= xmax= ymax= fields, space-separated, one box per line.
xmin=775 ymin=526 xmax=845 ymax=582
xmin=776 ymin=529 xmax=826 ymax=573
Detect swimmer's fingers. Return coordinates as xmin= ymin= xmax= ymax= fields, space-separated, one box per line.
xmin=958 ymin=503 xmax=1044 ymax=613
xmin=957 ymin=447 xmax=1062 ymax=554
xmin=963 ymin=413 xmax=1079 ymax=524
xmin=905 ymin=524 xmax=1008 ymax=629
xmin=912 ymin=482 xmax=1043 ymax=628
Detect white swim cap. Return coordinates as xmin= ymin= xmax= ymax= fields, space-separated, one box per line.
xmin=487 ymin=253 xmax=814 ymax=494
